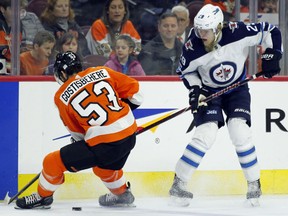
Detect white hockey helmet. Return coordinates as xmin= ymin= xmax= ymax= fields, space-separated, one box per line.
xmin=194 ymin=4 xmax=224 ymax=35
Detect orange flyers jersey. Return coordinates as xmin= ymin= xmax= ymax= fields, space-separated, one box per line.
xmin=91 ymin=19 xmax=141 ymax=46
xmin=54 ymin=66 xmax=143 ymax=147
xmin=86 ymin=19 xmax=141 ymax=57
xmin=20 ymin=51 xmax=49 ymax=75
xmin=0 ymin=31 xmax=11 ymax=61
xmin=0 ymin=28 xmax=21 ymax=61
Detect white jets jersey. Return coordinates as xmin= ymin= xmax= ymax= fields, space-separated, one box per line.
xmin=177 ymin=22 xmax=283 ymax=90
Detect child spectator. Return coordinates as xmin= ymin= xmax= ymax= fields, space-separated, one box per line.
xmin=40 ymin=0 xmax=90 ymax=57
xmin=86 ymin=0 xmax=141 ymax=58
xmin=46 ymin=32 xmax=82 ymax=75
xmin=104 ymin=35 xmax=145 ymax=76
xmin=20 ymin=0 xmax=45 ymax=52
xmin=20 ymin=30 xmax=55 ymax=75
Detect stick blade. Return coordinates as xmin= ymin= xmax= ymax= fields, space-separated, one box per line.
xmin=4 ymin=192 xmax=11 ymax=205
xmin=186 ymin=120 xmax=195 ymax=133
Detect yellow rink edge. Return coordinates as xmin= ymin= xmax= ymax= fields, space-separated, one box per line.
xmin=18 ymin=170 xmax=288 ymax=199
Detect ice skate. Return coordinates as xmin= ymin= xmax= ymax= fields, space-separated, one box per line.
xmin=246 ymin=179 xmax=262 ymax=207
xmin=99 ymin=182 xmax=135 ymax=207
xmin=15 ymin=193 xmax=53 ymax=209
xmin=169 ymin=175 xmax=193 ymax=207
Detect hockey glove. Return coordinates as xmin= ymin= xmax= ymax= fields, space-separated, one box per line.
xmin=189 ymin=86 xmax=208 ymax=113
xmin=122 ymin=98 xmax=139 ymax=110
xmin=261 ymin=48 xmax=282 ymax=79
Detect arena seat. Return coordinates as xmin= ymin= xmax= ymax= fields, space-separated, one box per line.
xmin=82 ymin=54 xmax=108 ymax=69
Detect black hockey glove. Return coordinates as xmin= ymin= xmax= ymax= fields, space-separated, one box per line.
xmin=70 ymin=137 xmax=77 ymax=143
xmin=261 ymin=48 xmax=282 ymax=79
xmin=122 ymin=98 xmax=139 ymax=110
xmin=189 ymin=86 xmax=209 ymax=113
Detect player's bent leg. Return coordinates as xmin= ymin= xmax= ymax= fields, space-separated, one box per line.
xmin=16 ymin=151 xmax=66 ymax=209
xmin=227 ymin=118 xmax=261 ymax=205
xmin=93 ymin=167 xmax=135 ymax=207
xmin=169 ymin=122 xmax=218 ymax=206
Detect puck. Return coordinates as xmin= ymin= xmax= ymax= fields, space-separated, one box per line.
xmin=72 ymin=207 xmax=82 ymax=211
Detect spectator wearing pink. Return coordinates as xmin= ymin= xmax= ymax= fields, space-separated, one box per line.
xmin=104 ymin=35 xmax=145 ymax=76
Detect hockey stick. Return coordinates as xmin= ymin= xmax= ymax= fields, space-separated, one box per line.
xmin=53 ymin=108 xmax=194 ymax=141
xmin=6 ymin=172 xmax=41 ymax=205
xmin=135 ymin=107 xmax=192 ymax=135
xmin=185 ymin=71 xmax=264 ymax=133
xmin=6 ymin=72 xmax=263 ymax=204
xmin=6 ymin=109 xmax=188 ymax=204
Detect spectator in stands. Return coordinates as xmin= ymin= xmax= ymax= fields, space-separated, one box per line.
xmin=138 ymin=12 xmax=182 ymax=75
xmin=0 ymin=0 xmax=15 ymax=74
xmin=171 ymin=4 xmax=190 ymax=44
xmin=85 ymin=0 xmax=141 ymax=58
xmin=46 ymin=32 xmax=82 ymax=74
xmin=20 ymin=30 xmax=55 ymax=75
xmin=40 ymin=0 xmax=90 ymax=57
xmin=20 ymin=0 xmax=45 ymax=53
xmin=104 ymin=35 xmax=145 ymax=76
xmin=259 ymin=0 xmax=278 ymax=13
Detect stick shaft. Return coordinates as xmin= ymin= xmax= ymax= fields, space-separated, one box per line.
xmin=136 ymin=106 xmax=191 ymax=135
xmin=8 ymin=173 xmax=41 ymax=204
xmin=203 ymin=72 xmax=263 ymax=103
xmin=186 ymin=72 xmax=264 ymax=133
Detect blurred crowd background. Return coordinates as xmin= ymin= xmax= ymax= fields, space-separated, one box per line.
xmin=0 ymin=0 xmax=287 ymax=76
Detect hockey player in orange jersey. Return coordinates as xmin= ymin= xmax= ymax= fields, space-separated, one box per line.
xmin=16 ymin=51 xmax=143 ymax=209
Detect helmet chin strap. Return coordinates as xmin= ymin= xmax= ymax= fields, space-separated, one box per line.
xmin=54 ymin=74 xmax=64 ymax=85
xmin=214 ymin=29 xmax=222 ymax=43
xmin=57 ymin=71 xmax=69 ymax=84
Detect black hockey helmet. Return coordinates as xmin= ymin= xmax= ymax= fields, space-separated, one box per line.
xmin=54 ymin=51 xmax=83 ymax=83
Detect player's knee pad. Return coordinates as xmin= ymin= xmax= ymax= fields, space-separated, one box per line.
xmin=60 ymin=140 xmax=97 ymax=172
xmin=192 ymin=121 xmax=218 ymax=151
xmin=43 ymin=151 xmax=67 ymax=176
xmin=227 ymin=117 xmax=252 ymax=148
xmin=93 ymin=167 xmax=123 ymax=180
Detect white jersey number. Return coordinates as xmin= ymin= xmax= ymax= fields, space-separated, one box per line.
xmin=71 ymin=81 xmax=122 ymax=126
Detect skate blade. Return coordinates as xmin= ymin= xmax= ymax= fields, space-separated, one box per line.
xmin=14 ymin=205 xmax=51 ymax=210
xmin=246 ymin=198 xmax=260 ymax=207
xmin=100 ymin=203 xmax=136 ymax=208
xmin=169 ymin=196 xmax=191 ymax=207
xmin=4 ymin=192 xmax=11 ymax=205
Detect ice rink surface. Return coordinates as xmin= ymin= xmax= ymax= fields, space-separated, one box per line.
xmin=1 ymin=195 xmax=288 ymax=216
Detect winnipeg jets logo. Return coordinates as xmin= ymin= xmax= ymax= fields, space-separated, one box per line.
xmin=184 ymin=39 xmax=194 ymax=51
xmin=210 ymin=62 xmax=237 ymax=85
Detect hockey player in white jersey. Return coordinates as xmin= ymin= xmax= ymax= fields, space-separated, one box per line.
xmin=169 ymin=4 xmax=282 ymax=206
